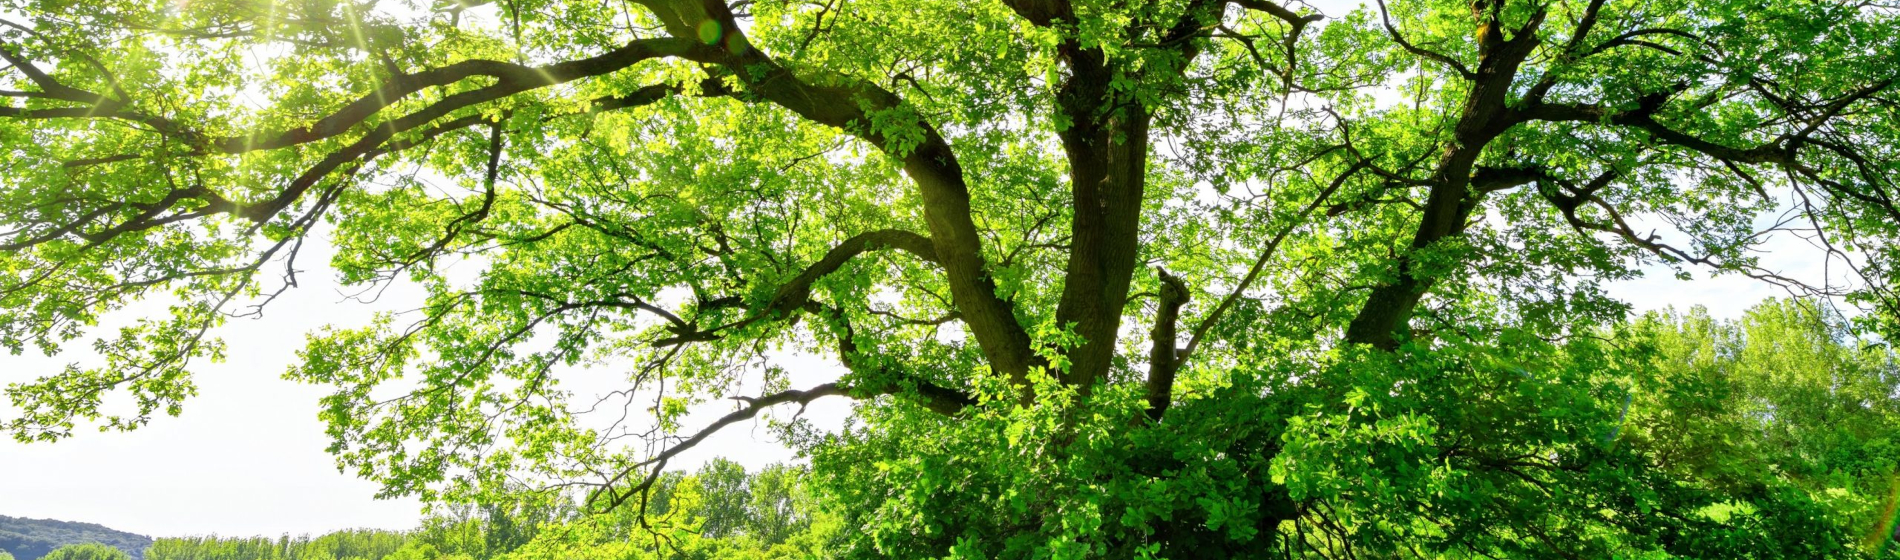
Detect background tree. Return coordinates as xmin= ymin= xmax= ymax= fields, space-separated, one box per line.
xmin=39 ymin=544 xmax=131 ymax=560
xmin=2 ymin=0 xmax=1898 ymax=557
xmin=690 ymin=458 xmax=751 ymax=541
xmin=144 ymin=531 xmax=409 ymax=560
xmin=1628 ymin=300 xmax=1900 ymax=556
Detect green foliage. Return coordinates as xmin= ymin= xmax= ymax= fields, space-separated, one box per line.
xmin=3 ymin=0 xmax=1900 ymax=557
xmin=504 ymin=460 xmax=840 ymax=560
xmin=39 ymin=544 xmax=130 ymax=560
xmin=808 ymin=300 xmax=1900 ymax=559
xmin=1624 ymin=301 xmax=1900 ymax=557
xmin=123 ymin=461 xmax=830 ymax=560
xmin=145 ymin=531 xmax=410 ymax=560
xmin=141 ymin=500 xmax=568 ymax=560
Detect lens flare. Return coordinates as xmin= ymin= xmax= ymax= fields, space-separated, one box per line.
xmin=1865 ymin=472 xmax=1900 ymax=555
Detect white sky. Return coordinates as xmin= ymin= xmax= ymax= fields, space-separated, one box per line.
xmin=0 ymin=0 xmax=1852 ymax=543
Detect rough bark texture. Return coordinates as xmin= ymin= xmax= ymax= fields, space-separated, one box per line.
xmin=1146 ymin=270 xmax=1190 ymax=419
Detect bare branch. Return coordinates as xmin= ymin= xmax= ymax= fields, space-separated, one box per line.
xmin=1145 ymin=269 xmax=1189 ymax=420
xmin=587 ymin=382 xmax=849 ymax=512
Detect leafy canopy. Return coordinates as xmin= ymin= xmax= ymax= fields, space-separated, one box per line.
xmin=3 ymin=0 xmax=1900 ymax=557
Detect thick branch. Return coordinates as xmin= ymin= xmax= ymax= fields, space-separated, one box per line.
xmin=1521 ymin=78 xmax=1899 ymax=222
xmin=1231 ymin=0 xmax=1320 ymax=25
xmin=762 ymin=229 xmax=939 ymax=319
xmin=1343 ymin=6 xmax=1545 ymax=349
xmin=2 ymin=57 xmax=715 ymax=254
xmin=645 ymin=0 xmax=1038 ymax=383
xmin=0 ymin=36 xmax=703 ymax=154
xmin=1000 ymin=0 xmax=1074 ymax=27
xmin=834 ymin=317 xmax=977 ymax=416
xmin=652 ymin=228 xmax=937 ymax=347
xmin=215 ymin=39 xmax=703 ymax=153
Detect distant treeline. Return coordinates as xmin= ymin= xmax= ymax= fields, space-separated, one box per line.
xmin=5 ymin=460 xmax=830 ymax=560
xmin=0 ymin=516 xmax=152 ymax=560
xmin=143 ymin=530 xmax=410 ymax=560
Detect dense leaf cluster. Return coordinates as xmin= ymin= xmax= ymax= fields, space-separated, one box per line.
xmin=809 ymin=300 xmax=1900 ymax=558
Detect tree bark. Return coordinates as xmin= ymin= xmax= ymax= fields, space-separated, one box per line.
xmin=652 ymin=0 xmax=1041 ymax=383
xmin=1146 ymin=270 xmax=1190 ymax=419
xmin=1054 ymin=97 xmax=1153 ymax=388
xmin=1343 ymin=6 xmax=1544 ymax=349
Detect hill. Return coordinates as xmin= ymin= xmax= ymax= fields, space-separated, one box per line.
xmin=0 ymin=516 xmax=151 ymax=560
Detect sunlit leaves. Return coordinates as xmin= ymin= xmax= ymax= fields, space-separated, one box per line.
xmin=1 ymin=0 xmax=1898 ymax=558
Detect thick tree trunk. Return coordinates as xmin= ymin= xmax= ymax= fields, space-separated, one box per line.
xmin=901 ymin=141 xmax=1041 ymax=381
xmin=1052 ymin=48 xmax=1153 ymax=390
xmin=1342 ymin=147 xmax=1486 ymax=349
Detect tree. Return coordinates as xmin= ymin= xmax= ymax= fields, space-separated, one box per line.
xmin=691 ymin=458 xmax=752 ymax=540
xmin=144 ymin=524 xmax=542 ymax=560
xmin=2 ymin=0 xmax=1898 ymax=557
xmin=144 ymin=531 xmax=411 ymax=560
xmin=498 ymin=461 xmax=839 ymax=560
xmin=1628 ymin=300 xmax=1900 ymax=555
xmin=40 ymin=544 xmax=132 ymax=560
xmin=742 ymin=463 xmax=819 ymax=546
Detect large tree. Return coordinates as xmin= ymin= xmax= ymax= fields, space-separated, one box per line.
xmin=3 ymin=0 xmax=1898 ymax=557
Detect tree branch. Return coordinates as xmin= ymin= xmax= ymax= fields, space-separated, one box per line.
xmin=833 ymin=314 xmax=977 ymax=416
xmin=650 ymin=228 xmax=938 ymax=347
xmin=1180 ymin=159 xmax=1361 ymax=366
xmin=999 ymin=0 xmax=1074 ymax=27
xmin=1145 ymin=269 xmax=1189 ymax=420
xmin=587 ymin=382 xmax=849 ymax=512
xmin=640 ymin=0 xmax=1039 ymax=384
xmin=1375 ymin=0 xmax=1475 ymax=80
xmin=1343 ymin=5 xmax=1545 ymax=349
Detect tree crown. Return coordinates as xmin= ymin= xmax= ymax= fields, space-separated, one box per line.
xmin=3 ymin=0 xmax=1899 ymax=557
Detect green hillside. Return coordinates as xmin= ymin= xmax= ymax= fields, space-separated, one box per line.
xmin=0 ymin=516 xmax=151 ymax=560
